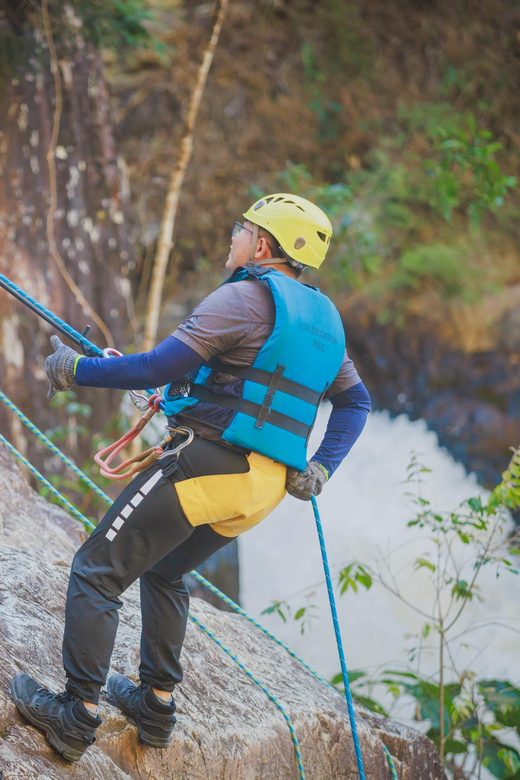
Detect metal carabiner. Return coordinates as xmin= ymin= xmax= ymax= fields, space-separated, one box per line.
xmin=157 ymin=426 xmax=194 ymax=461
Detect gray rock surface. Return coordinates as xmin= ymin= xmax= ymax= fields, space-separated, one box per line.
xmin=0 ymin=444 xmax=446 ymax=778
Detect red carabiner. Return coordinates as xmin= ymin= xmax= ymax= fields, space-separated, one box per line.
xmin=94 ymin=407 xmax=158 ymax=480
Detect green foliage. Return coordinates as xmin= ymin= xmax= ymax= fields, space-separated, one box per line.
xmin=390 ymin=244 xmax=479 ymax=300
xmin=299 ymin=1 xmax=374 ymax=142
xmin=261 ymin=600 xmax=290 ymax=624
xmin=401 ymin=105 xmax=517 ymax=225
xmin=337 ymin=563 xmax=372 ymax=594
xmin=46 ymin=390 xmax=92 ymax=444
xmin=270 ymin=101 xmax=516 ymax=315
xmin=0 ymin=0 xmax=164 ymax=64
xmin=259 ymin=447 xmax=520 ymax=775
xmin=69 ymin=0 xmax=160 ymax=54
xmin=356 ymin=671 xmax=520 ymax=778
xmin=343 ymin=448 xmax=520 ymax=777
xmin=37 ymin=389 xmax=134 ymax=521
xmin=332 ymin=670 xmax=389 ymax=717
xmin=261 ymin=593 xmax=318 ymax=635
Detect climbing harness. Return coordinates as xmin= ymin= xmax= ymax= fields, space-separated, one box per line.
xmin=0 ymin=275 xmax=399 ymax=778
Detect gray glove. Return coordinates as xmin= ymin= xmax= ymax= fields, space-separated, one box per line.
xmin=45 ymin=335 xmax=80 ymax=400
xmin=285 ymin=461 xmax=328 ymax=501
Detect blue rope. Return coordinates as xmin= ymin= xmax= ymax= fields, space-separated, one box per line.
xmin=189 ymin=613 xmax=305 ymax=779
xmin=311 ymin=495 xmax=366 ymax=779
xmin=0 ymin=272 xmax=104 ymax=357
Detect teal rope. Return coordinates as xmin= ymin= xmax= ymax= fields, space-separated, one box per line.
xmin=0 ymin=390 xmax=108 ymax=505
xmin=0 ymin=400 xmax=305 ymax=775
xmin=193 ymin=573 xmax=399 ymax=777
xmin=0 ymin=433 xmax=95 ymax=531
xmin=383 ymin=745 xmax=399 ymax=779
xmin=0 ymin=393 xmax=335 ymax=686
xmin=0 ymin=392 xmax=399 ymax=778
xmin=190 ymin=571 xmax=333 ymax=686
xmin=189 ymin=613 xmax=305 ymax=779
xmin=0 ymin=395 xmax=340 ymax=685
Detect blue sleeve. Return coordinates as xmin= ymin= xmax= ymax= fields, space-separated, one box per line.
xmin=74 ymin=336 xmax=203 ymax=390
xmin=310 ymin=381 xmax=371 ymax=478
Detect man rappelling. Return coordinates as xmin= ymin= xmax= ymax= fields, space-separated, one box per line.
xmin=11 ymin=193 xmax=371 ymax=761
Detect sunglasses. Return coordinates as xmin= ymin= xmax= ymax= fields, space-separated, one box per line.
xmin=232 ymin=221 xmax=254 ymax=238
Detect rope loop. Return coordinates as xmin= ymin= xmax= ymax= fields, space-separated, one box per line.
xmin=148 ymin=393 xmax=163 ymax=413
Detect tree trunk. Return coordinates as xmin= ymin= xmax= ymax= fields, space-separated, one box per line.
xmin=0 ymin=14 xmax=134 ymax=474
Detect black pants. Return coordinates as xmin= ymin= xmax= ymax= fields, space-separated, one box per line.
xmin=63 ymin=437 xmax=248 ymax=704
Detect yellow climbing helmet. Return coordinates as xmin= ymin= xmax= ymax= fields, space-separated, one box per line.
xmin=243 ymin=193 xmax=332 ymax=269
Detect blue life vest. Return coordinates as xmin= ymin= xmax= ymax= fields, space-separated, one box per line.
xmin=164 ymin=266 xmax=346 ymax=470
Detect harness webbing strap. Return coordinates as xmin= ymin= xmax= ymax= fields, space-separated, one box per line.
xmin=206 ymin=357 xmax=322 ymax=405
xmin=254 ymin=363 xmax=285 ymax=430
xmin=190 ymin=384 xmax=311 ymax=438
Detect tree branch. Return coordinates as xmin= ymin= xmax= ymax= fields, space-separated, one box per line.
xmin=142 ymin=0 xmax=229 ymax=351
xmin=41 ymin=0 xmax=114 ymax=347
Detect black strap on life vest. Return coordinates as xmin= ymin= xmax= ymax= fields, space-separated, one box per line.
xmin=254 ymin=363 xmax=286 ymax=430
xmin=206 ymin=358 xmax=322 ymax=406
xmin=189 ymin=384 xmax=312 ymax=438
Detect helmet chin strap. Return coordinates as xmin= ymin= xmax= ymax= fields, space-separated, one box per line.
xmin=248 ymin=223 xmax=292 ymax=267
xmin=249 ymin=224 xmax=259 ymax=263
xmin=251 ymin=259 xmax=290 ymax=266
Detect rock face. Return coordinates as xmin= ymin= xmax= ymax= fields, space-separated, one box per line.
xmin=345 ymin=302 xmax=520 ymax=489
xmin=0 ymin=444 xmax=446 ymax=779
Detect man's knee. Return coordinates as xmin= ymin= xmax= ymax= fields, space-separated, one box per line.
xmin=69 ymin=551 xmax=125 ymax=603
xmin=141 ymin=568 xmax=188 ymax=595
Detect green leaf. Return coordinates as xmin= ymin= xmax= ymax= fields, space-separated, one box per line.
xmin=479 ymin=680 xmax=520 ymax=729
xmin=352 ymin=694 xmax=389 ymax=717
xmin=451 ymin=579 xmax=473 ymax=601
xmin=261 ymin=601 xmax=289 ymax=623
xmin=481 ymin=740 xmax=520 ymax=778
xmin=414 ymin=557 xmax=436 ymax=573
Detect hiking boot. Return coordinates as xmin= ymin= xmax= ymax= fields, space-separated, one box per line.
xmin=106 ymin=674 xmax=176 ymax=748
xmin=11 ymin=673 xmax=101 ymax=762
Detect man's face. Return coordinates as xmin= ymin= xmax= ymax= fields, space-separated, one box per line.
xmin=225 ymin=220 xmax=256 ymax=271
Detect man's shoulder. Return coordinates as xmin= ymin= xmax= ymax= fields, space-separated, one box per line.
xmin=199 ymin=278 xmax=274 ymax=316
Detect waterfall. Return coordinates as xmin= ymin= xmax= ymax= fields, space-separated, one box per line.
xmin=239 ymin=409 xmax=520 ymax=741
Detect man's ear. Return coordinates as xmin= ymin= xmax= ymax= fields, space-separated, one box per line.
xmin=255 ymin=237 xmax=270 ymax=259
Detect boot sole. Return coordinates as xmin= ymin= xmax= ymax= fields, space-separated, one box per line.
xmin=11 ymin=676 xmax=86 ymax=762
xmin=106 ymin=690 xmax=172 ymax=749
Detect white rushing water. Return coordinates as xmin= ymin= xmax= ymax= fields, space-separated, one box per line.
xmin=239 ymin=409 xmax=520 ymax=750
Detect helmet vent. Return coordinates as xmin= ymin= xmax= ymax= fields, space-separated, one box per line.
xmin=317 ymin=231 xmax=327 ymax=243
xmin=253 ymin=200 xmax=265 ymax=210
xmin=274 ymin=196 xmax=285 ymax=202
xmin=294 ymin=237 xmax=306 ymax=249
